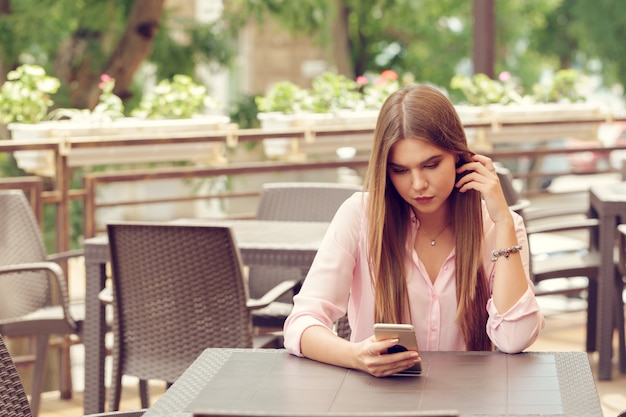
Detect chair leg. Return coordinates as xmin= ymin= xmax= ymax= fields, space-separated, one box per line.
xmin=586 ymin=278 xmax=598 ymax=352
xmin=108 ymin=348 xmax=123 ymax=411
xmin=614 ymin=277 xmax=625 ymax=373
xmin=58 ymin=335 xmax=73 ymax=400
xmin=30 ymin=334 xmax=49 ymax=417
xmin=139 ymin=379 xmax=150 ymax=408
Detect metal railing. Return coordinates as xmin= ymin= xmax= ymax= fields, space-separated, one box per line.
xmin=1 ymin=115 xmax=625 ymax=254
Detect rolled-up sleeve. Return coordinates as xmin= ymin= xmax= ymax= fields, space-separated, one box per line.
xmin=486 ymin=286 xmax=545 ymax=353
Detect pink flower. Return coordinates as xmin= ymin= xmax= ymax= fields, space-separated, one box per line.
xmin=356 ymin=75 xmax=368 ymax=86
xmin=498 ymin=71 xmax=511 ymax=82
xmin=99 ymin=74 xmax=112 ymax=89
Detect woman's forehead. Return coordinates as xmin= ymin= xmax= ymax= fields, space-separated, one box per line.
xmin=388 ymin=137 xmax=451 ymax=164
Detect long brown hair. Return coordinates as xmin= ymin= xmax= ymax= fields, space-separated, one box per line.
xmin=363 ymin=84 xmax=491 ymax=351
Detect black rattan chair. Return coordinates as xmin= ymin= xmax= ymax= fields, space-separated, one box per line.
xmin=0 ymin=189 xmax=84 ymax=416
xmin=105 ymin=222 xmax=297 ymax=410
xmin=496 ymin=165 xmax=601 ymax=352
xmin=250 ymin=182 xmax=362 ymax=339
xmin=0 ymin=332 xmax=146 ymax=417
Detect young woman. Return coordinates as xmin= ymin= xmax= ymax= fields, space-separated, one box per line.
xmin=283 ymin=83 xmax=545 ymax=377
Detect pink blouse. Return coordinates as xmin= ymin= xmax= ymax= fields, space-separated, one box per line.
xmin=283 ymin=192 xmax=545 ymax=355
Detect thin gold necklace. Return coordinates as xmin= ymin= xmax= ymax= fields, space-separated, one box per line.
xmin=422 ymin=222 xmax=451 ymax=246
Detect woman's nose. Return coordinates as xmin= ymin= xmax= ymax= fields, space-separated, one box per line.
xmin=411 ymin=170 xmax=428 ymax=191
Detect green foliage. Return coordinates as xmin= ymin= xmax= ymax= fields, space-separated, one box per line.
xmin=0 ymin=64 xmax=61 ymax=123
xmin=0 ymin=1 xmax=238 ymax=112
xmin=334 ymin=0 xmax=473 ymax=87
xmin=450 ymin=73 xmax=523 ymax=105
xmin=309 ymin=72 xmax=362 ymax=112
xmin=255 ymin=70 xmax=404 ymax=114
xmin=150 ymin=14 xmax=237 ymax=81
xmin=451 ymin=69 xmax=588 ymax=105
xmin=48 ymin=74 xmax=125 ymax=122
xmin=0 ymin=153 xmax=25 ymax=177
xmin=131 ymin=74 xmax=218 ymax=119
xmin=228 ymin=0 xmax=333 ymax=43
xmin=240 ymin=0 xmax=625 ymax=105
xmin=532 ymin=69 xmax=587 ymax=103
xmin=570 ymin=0 xmax=626 ymax=89
xmin=229 ymin=94 xmax=260 ymax=129
xmin=255 ymin=81 xmax=310 ymax=113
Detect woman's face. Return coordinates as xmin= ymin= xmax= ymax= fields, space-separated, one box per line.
xmin=387 ymin=137 xmax=457 ymax=217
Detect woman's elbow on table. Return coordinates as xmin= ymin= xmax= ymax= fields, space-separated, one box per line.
xmin=488 ymin=312 xmax=546 ymax=353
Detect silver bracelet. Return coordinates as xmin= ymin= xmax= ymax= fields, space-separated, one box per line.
xmin=491 ymin=244 xmax=522 ymax=262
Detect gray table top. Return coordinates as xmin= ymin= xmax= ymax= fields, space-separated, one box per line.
xmin=143 ymin=349 xmax=602 ymax=417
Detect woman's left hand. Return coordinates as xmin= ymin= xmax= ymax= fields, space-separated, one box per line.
xmin=455 ymin=154 xmax=511 ymax=224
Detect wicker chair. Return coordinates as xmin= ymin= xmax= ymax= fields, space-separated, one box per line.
xmin=0 ymin=332 xmax=145 ymax=417
xmin=496 ymin=165 xmax=601 ymax=352
xmin=250 ymin=182 xmax=362 ymax=338
xmin=0 ymin=189 xmax=85 ymax=417
xmin=105 ymin=222 xmax=298 ymax=410
xmin=612 ymin=224 xmax=626 ymax=372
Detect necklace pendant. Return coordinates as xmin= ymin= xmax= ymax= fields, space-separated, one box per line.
xmin=431 ymin=240 xmax=436 ymax=246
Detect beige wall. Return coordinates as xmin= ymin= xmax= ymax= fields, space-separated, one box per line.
xmin=241 ymin=18 xmax=333 ymax=95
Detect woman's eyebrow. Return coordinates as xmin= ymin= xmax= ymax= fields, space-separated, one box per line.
xmin=421 ymin=155 xmax=443 ymax=165
xmin=388 ymin=154 xmax=443 ymax=168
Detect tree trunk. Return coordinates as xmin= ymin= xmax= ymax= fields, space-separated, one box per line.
xmin=54 ymin=0 xmax=165 ymax=110
xmin=330 ymin=1 xmax=353 ymax=77
xmin=102 ymin=0 xmax=165 ymax=104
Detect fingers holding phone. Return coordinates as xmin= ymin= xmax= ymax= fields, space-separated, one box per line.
xmin=371 ymin=323 xmax=422 ymax=376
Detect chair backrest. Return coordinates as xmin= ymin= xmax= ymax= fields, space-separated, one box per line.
xmin=618 ymin=224 xmax=626 ymax=279
xmin=250 ymin=182 xmax=360 ymax=301
xmin=253 ymin=182 xmax=360 ymax=338
xmin=0 ymin=190 xmax=52 ymax=320
xmin=107 ymin=222 xmax=254 ymax=383
xmin=0 ymin=333 xmax=33 ymax=417
xmin=255 ymin=182 xmax=362 ymax=221
xmin=494 ymin=164 xmax=522 ymax=206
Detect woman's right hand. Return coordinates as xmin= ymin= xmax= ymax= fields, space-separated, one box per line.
xmin=356 ymin=336 xmax=421 ymax=377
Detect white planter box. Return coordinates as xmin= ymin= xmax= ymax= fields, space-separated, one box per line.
xmin=9 ymin=116 xmax=230 ymax=176
xmin=257 ymin=111 xmax=378 ymax=160
xmin=455 ymin=103 xmax=607 ymax=150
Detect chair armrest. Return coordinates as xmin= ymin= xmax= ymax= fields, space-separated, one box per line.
xmin=98 ymin=287 xmax=113 ymax=304
xmin=0 ymin=262 xmax=78 ymax=330
xmin=47 ymin=249 xmax=85 ymax=263
xmin=508 ymin=199 xmax=531 ymax=214
xmin=247 ymin=279 xmax=299 ymax=310
xmin=523 ymin=206 xmax=590 ymax=221
xmin=526 ymin=217 xmax=599 ymax=235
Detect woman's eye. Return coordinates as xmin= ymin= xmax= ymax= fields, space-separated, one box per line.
xmin=424 ymin=162 xmax=439 ymax=169
xmin=391 ymin=167 xmax=407 ymax=174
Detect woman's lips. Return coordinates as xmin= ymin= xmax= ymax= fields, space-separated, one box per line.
xmin=414 ymin=196 xmax=434 ymax=205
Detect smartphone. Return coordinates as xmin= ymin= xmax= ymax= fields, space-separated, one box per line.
xmin=373 ymin=323 xmax=422 ymax=375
